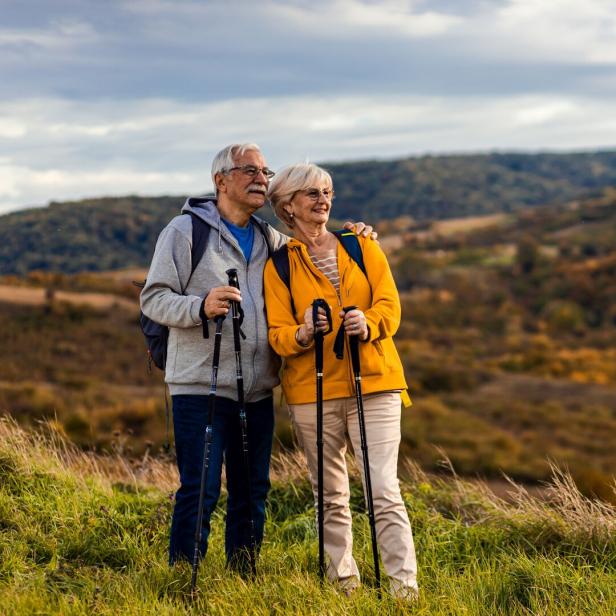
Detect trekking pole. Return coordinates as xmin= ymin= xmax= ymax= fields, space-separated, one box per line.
xmin=311 ymin=299 xmax=333 ymax=582
xmin=191 ymin=314 xmax=225 ymax=598
xmin=226 ymin=268 xmax=257 ymax=577
xmin=343 ymin=305 xmax=381 ymax=596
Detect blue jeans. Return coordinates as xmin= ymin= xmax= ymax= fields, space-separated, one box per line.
xmin=169 ymin=394 xmax=274 ymax=572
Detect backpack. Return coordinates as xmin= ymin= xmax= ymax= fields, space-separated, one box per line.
xmin=137 ymin=200 xmax=273 ymax=371
xmin=270 ymin=230 xmax=368 ymax=316
xmin=137 ymin=210 xmax=210 ymax=371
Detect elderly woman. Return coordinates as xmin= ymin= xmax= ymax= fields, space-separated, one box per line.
xmin=263 ymin=163 xmax=418 ymax=599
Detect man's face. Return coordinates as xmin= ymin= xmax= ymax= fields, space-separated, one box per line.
xmin=218 ymin=150 xmax=269 ymax=211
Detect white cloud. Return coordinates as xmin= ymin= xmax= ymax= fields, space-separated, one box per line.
xmin=0 ymin=118 xmax=27 ymax=138
xmin=0 ymin=161 xmax=197 ymax=215
xmin=512 ymin=100 xmax=579 ymax=127
xmin=1 ymin=92 xmax=614 ymax=215
xmin=118 ymin=0 xmax=616 ymax=62
xmin=465 ymin=0 xmax=616 ymax=64
xmin=0 ymin=19 xmax=98 ymax=50
xmin=272 ymin=0 xmax=463 ymax=38
xmin=123 ymin=0 xmax=462 ymax=35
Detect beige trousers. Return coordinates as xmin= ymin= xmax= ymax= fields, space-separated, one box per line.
xmin=289 ymin=392 xmax=418 ymax=592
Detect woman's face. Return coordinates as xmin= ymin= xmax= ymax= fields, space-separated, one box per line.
xmin=288 ymin=185 xmax=334 ymax=226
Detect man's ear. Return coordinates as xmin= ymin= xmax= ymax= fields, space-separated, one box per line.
xmin=215 ymin=172 xmax=227 ymax=194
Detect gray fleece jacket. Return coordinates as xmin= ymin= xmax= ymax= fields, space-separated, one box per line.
xmin=140 ymin=198 xmax=288 ymax=400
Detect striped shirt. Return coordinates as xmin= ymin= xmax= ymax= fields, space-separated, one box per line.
xmin=309 ymin=249 xmax=340 ymax=294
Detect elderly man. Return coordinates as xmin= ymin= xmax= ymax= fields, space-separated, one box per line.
xmin=141 ymin=143 xmax=373 ymax=575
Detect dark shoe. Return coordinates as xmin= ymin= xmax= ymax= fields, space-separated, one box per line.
xmin=227 ymin=548 xmax=257 ymax=580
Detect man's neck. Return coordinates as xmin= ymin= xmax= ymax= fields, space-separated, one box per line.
xmin=217 ymin=196 xmax=253 ymax=227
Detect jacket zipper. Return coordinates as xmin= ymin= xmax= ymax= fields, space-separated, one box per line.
xmin=245 ymin=256 xmax=257 ymax=396
xmin=221 ymin=222 xmax=256 ymax=397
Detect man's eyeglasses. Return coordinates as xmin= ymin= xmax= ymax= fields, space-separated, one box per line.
xmin=225 ymin=165 xmax=276 ymax=179
xmin=300 ymin=187 xmax=335 ymax=202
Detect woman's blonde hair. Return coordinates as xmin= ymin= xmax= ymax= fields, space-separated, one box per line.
xmin=268 ymin=163 xmax=333 ymax=229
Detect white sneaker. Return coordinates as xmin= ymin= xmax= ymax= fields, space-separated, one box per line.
xmin=389 ymin=578 xmax=419 ymax=602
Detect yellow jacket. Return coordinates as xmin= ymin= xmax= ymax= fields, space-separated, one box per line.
xmin=264 ymin=235 xmax=408 ymax=404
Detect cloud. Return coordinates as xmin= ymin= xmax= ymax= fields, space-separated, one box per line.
xmin=1 ymin=92 xmax=614 ymax=214
xmin=0 ymin=1 xmax=614 ymax=213
xmin=0 ymin=118 xmax=27 ymax=139
xmin=0 ymin=18 xmax=98 ymax=50
xmin=3 ymin=0 xmax=614 ymax=103
xmin=484 ymin=0 xmax=616 ymax=67
xmin=512 ymin=100 xmax=578 ymax=127
xmin=0 ymin=161 xmax=196 ymax=214
xmin=271 ymin=0 xmax=463 ymax=38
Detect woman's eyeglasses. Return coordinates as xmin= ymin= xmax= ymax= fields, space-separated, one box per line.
xmin=300 ymin=188 xmax=335 ymax=202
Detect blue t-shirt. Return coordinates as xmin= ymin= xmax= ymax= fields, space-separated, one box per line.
xmin=222 ymin=218 xmax=254 ymax=262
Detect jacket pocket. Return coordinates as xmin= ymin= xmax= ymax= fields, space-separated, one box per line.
xmin=357 ymin=339 xmax=387 ymax=376
xmin=374 ymin=339 xmax=384 ymax=356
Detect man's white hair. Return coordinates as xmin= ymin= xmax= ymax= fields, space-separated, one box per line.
xmin=210 ymin=143 xmax=262 ymax=188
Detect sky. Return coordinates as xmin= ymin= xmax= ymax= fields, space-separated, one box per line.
xmin=1 ymin=0 xmax=615 ymax=214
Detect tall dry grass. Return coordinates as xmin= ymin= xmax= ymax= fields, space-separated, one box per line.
xmin=0 ymin=416 xmax=178 ymax=493
xmin=3 ymin=415 xmax=614 ymax=546
xmin=0 ymin=417 xmax=615 ymax=614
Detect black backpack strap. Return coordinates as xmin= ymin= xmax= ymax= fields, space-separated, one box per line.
xmin=252 ymin=216 xmax=274 ymax=258
xmin=186 ymin=211 xmax=211 ymax=338
xmin=333 ymin=230 xmax=367 ymax=278
xmin=271 ymin=244 xmax=297 ymax=316
xmin=187 ymin=211 xmax=211 ymax=275
xmin=332 ymin=231 xmax=369 ymax=361
xmin=271 ymin=244 xmax=290 ymax=286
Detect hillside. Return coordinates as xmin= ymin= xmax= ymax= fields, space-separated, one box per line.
xmin=327 ymin=150 xmax=616 ymax=221
xmin=0 ymin=418 xmax=614 ymax=615
xmin=0 ymin=150 xmax=615 ymax=274
xmin=390 ymin=189 xmax=616 ymax=500
xmin=1 ymin=190 xmax=615 ymax=502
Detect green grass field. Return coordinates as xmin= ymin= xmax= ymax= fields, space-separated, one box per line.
xmin=0 ymin=417 xmax=614 ymax=615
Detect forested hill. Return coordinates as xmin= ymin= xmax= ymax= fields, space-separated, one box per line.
xmin=326 ymin=150 xmax=616 ymax=220
xmin=1 ymin=150 xmax=615 ymax=274
xmin=0 ymin=196 xmax=189 ymax=274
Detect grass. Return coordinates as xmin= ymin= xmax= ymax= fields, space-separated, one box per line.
xmin=0 ymin=417 xmax=614 ymax=615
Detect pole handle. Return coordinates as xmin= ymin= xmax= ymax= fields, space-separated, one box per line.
xmin=342 ymin=305 xmax=361 ymax=374
xmin=226 ymin=268 xmax=239 ymax=289
xmin=226 ymin=268 xmax=246 ymax=339
xmin=312 ymin=299 xmax=333 ymax=372
xmin=312 ymin=299 xmax=333 ymax=334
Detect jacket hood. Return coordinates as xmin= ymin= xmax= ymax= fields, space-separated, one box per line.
xmin=181 ymin=195 xmax=273 ymax=231
xmin=181 ymin=196 xmax=221 ymax=229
